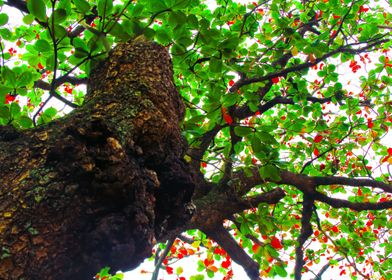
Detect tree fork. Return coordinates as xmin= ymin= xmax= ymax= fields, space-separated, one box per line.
xmin=0 ymin=39 xmax=195 ymax=279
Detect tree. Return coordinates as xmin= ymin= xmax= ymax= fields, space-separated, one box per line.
xmin=0 ymin=0 xmax=391 ymax=279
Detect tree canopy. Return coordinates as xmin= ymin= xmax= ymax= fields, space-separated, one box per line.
xmin=0 ymin=0 xmax=391 ymax=279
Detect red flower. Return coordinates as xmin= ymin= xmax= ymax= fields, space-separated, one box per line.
xmin=228 ymin=79 xmax=235 ymax=86
xmin=313 ymin=148 xmax=319 ymax=157
xmin=331 ymin=225 xmax=339 ymax=233
xmin=271 ymin=77 xmax=280 ymax=84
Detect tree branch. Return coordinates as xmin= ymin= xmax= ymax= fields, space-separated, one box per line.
xmin=229 ymin=38 xmax=389 ymax=93
xmin=151 ymin=238 xmax=176 ymax=280
xmin=204 ymin=225 xmax=260 ymax=280
xmin=311 ymin=257 xmax=344 ymax=280
xmin=314 ymin=192 xmax=392 ymax=211
xmin=294 ymin=195 xmax=314 ymax=280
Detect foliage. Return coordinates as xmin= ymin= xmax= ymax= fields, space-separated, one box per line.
xmin=0 ymin=0 xmax=391 ymax=279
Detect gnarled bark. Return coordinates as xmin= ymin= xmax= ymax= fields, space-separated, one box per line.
xmin=0 ymin=39 xmax=195 ymax=279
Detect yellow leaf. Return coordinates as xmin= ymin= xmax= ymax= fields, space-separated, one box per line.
xmin=291 ymin=46 xmax=298 ymax=56
xmin=191 ymin=241 xmax=201 ymax=248
xmin=3 ymin=212 xmax=12 ymax=218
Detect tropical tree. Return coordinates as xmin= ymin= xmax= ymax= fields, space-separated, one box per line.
xmin=0 ymin=0 xmax=391 ymax=279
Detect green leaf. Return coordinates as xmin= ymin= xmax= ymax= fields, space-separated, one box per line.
xmin=259 ymin=164 xmax=281 ymax=181
xmin=0 ymin=13 xmax=8 ymax=26
xmin=257 ymin=131 xmax=278 ymax=145
xmin=0 ymin=106 xmax=9 ymax=119
xmin=97 ymin=0 xmax=113 ymax=18
xmin=74 ymin=0 xmax=90 ymax=14
xmin=17 ymin=116 xmax=33 ymax=129
xmin=27 ymin=0 xmax=47 ymax=22
xmin=51 ymin=8 xmax=67 ymax=23
xmin=35 ymin=39 xmax=51 ymax=52
xmin=274 ymin=265 xmax=288 ymax=277
xmin=2 ymin=67 xmax=17 ymax=88
xmin=234 ymin=126 xmax=253 ymax=137
xmin=17 ymin=71 xmax=34 ymax=87
xmin=155 ymin=29 xmax=171 ymax=44
xmin=23 ymin=14 xmax=35 ymax=25
xmin=10 ymin=102 xmax=21 ymax=119
xmin=251 ymin=135 xmax=264 ymax=154
xmin=209 ymin=58 xmax=222 ymax=73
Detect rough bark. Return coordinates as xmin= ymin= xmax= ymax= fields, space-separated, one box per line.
xmin=0 ymin=39 xmax=195 ymax=279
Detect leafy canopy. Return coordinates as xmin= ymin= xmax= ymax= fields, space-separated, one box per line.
xmin=0 ymin=0 xmax=391 ymax=279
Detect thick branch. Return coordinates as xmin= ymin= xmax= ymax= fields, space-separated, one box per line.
xmin=235 ymin=95 xmax=332 ymax=120
xmin=314 ymin=192 xmax=392 ymax=211
xmin=294 ymin=195 xmax=314 ymax=280
xmin=313 ymin=175 xmax=392 ymax=193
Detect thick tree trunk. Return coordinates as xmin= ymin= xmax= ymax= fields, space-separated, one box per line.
xmin=0 ymin=39 xmax=195 ymax=279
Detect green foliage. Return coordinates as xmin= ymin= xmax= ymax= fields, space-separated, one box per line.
xmin=0 ymin=0 xmax=391 ymax=279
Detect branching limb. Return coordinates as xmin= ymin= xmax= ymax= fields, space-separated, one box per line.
xmin=294 ymin=195 xmax=314 ymax=280
xmin=310 ymin=257 xmax=344 ymax=280
xmin=151 ymin=238 xmax=176 ymax=280
xmin=229 ymin=37 xmax=389 ymax=92
xmin=313 ymin=192 xmax=392 ymax=210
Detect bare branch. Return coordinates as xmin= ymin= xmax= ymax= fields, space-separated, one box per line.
xmin=311 ymin=257 xmax=344 ymax=280
xmin=151 ymin=238 xmax=176 ymax=280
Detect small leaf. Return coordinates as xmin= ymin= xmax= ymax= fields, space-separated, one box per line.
xmin=51 ymin=8 xmax=67 ymax=23
xmin=209 ymin=58 xmax=222 ymax=73
xmin=35 ymin=39 xmax=51 ymax=52
xmin=74 ymin=0 xmax=90 ymax=14
xmin=27 ymin=0 xmax=47 ymax=22
xmin=0 ymin=13 xmax=9 ymax=26
xmin=97 ymin=0 xmax=113 ymax=17
xmin=234 ymin=126 xmax=253 ymax=137
xmin=23 ymin=14 xmax=35 ymax=25
xmin=259 ymin=164 xmax=281 ymax=181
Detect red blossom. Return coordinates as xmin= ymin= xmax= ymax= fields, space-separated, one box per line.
xmin=313 ymin=148 xmax=319 ymax=157
xmin=271 ymin=77 xmax=280 ymax=84
xmin=228 ymin=79 xmax=235 ymax=86
xmin=331 ymin=225 xmax=339 ymax=233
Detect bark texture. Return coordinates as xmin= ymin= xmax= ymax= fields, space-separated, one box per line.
xmin=0 ymin=39 xmax=195 ymax=279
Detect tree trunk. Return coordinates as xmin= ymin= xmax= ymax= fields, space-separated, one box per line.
xmin=0 ymin=39 xmax=195 ymax=279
